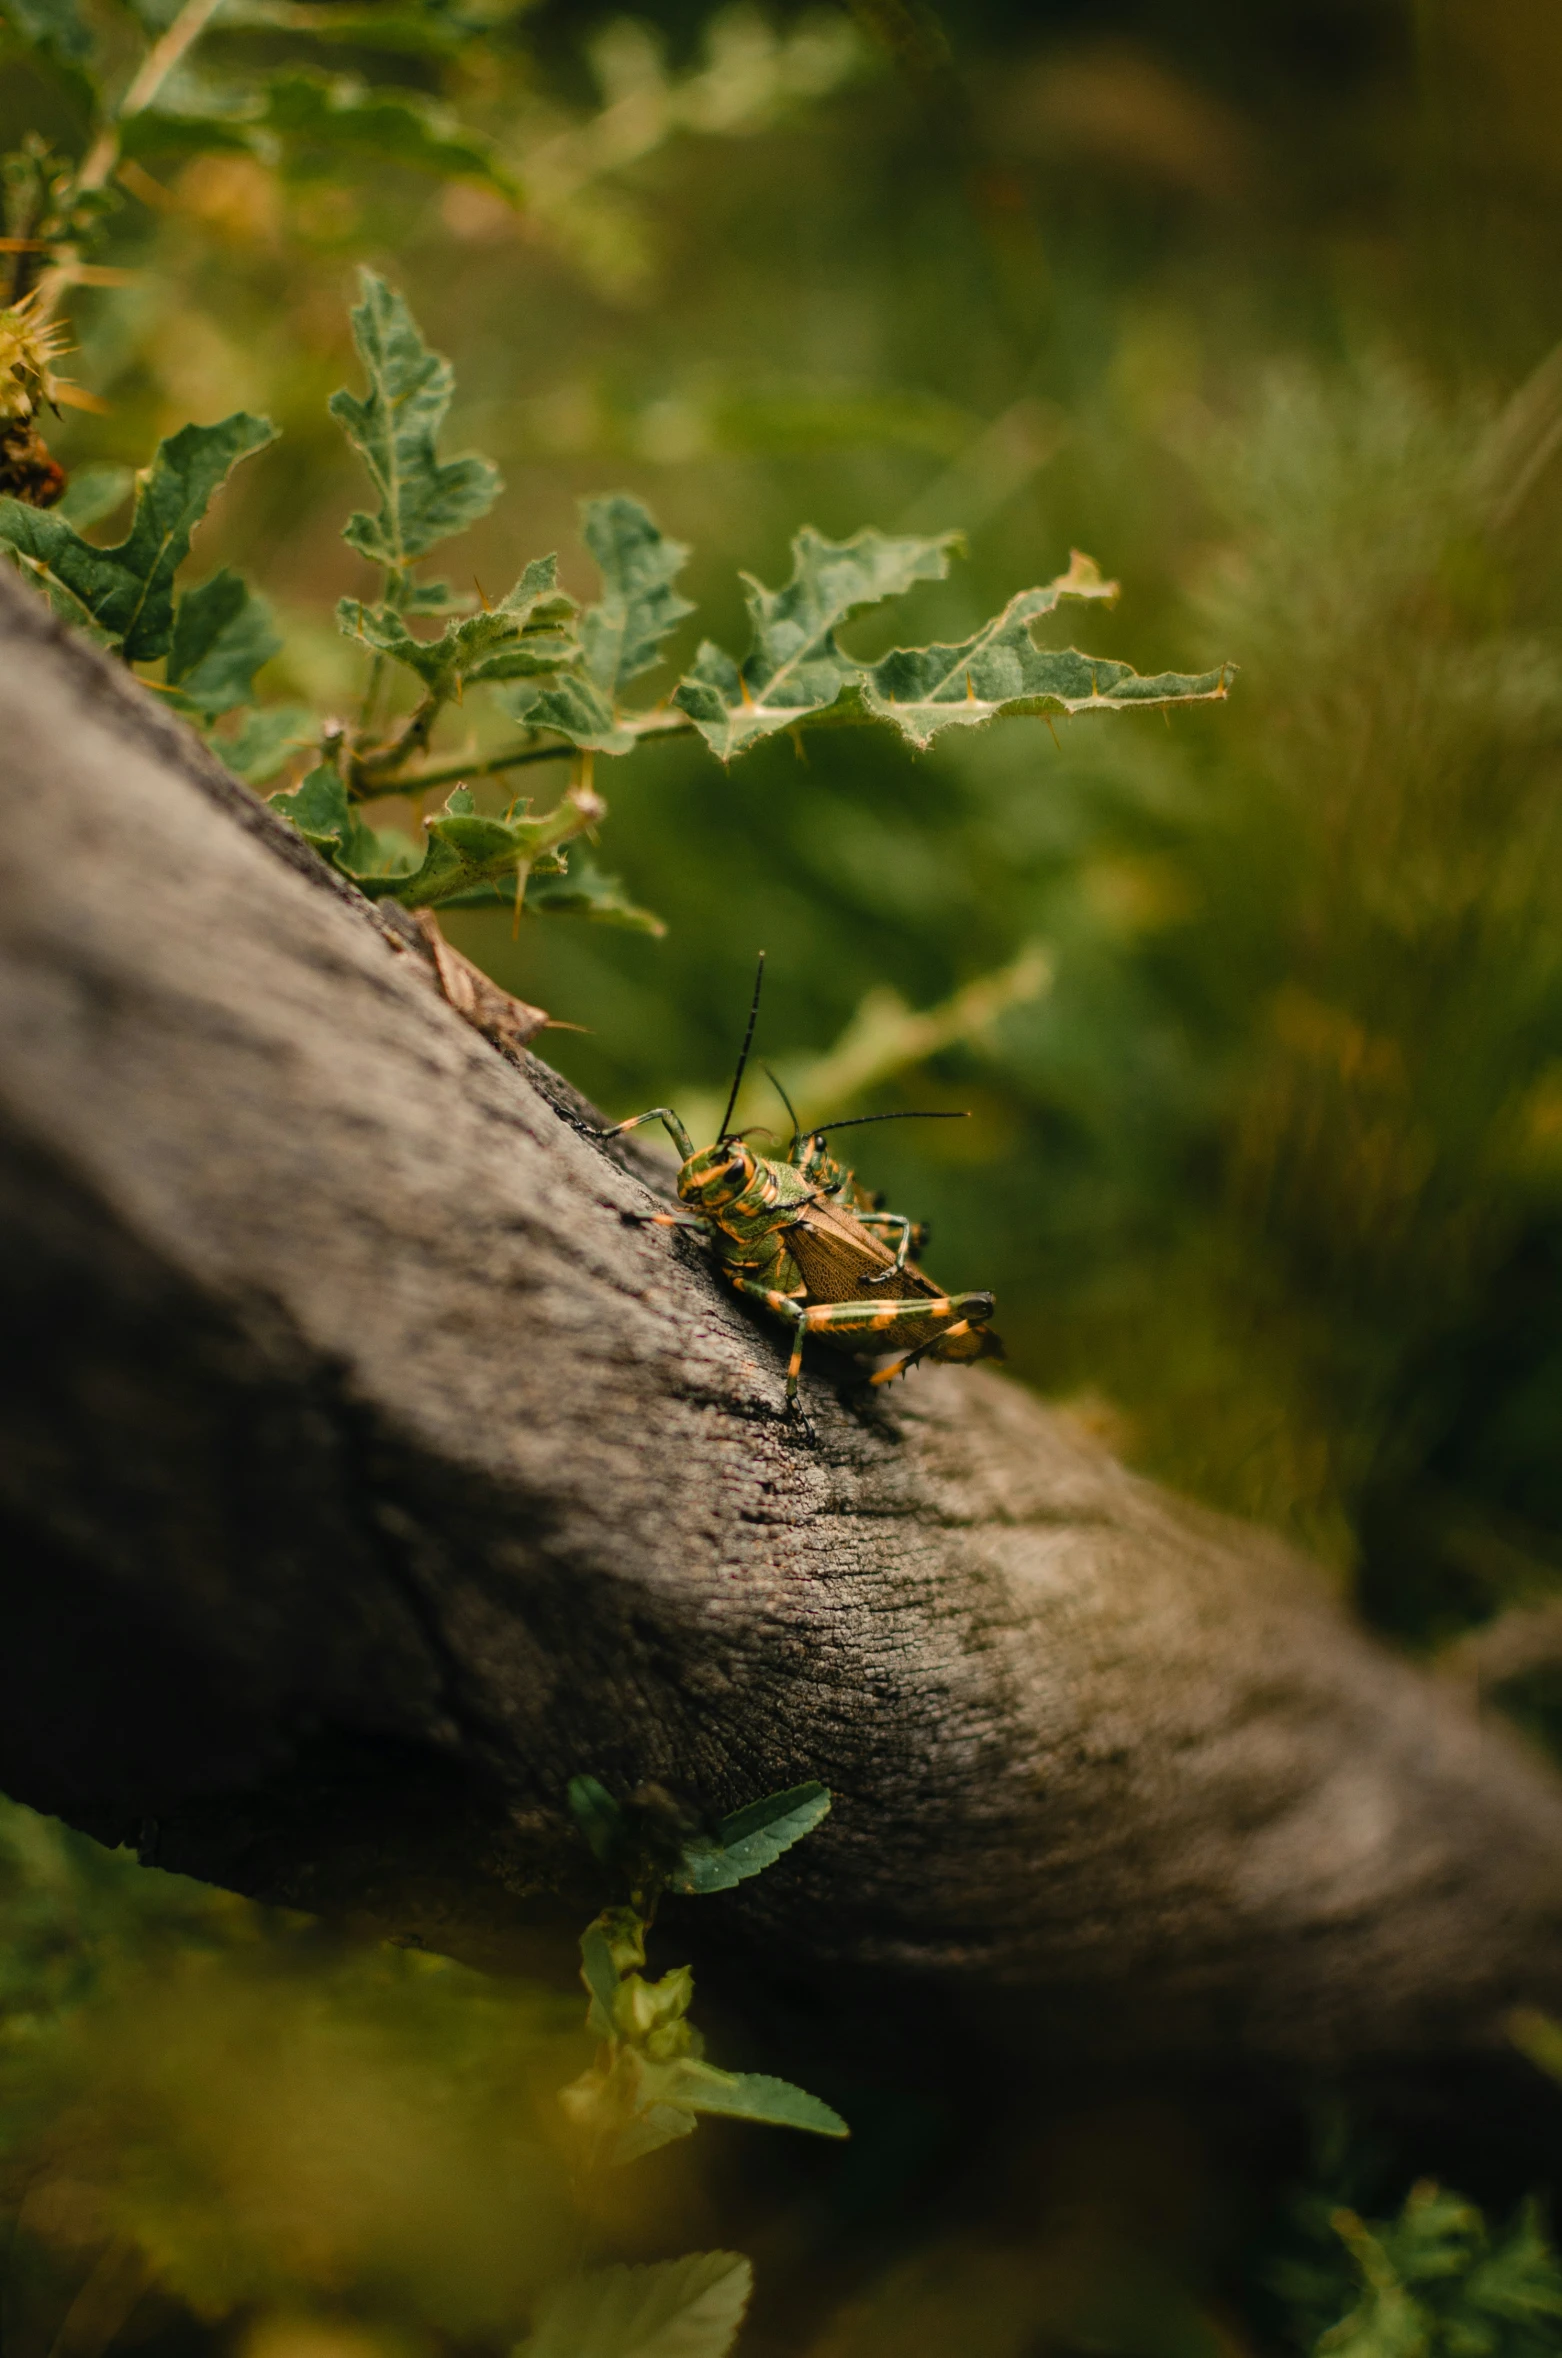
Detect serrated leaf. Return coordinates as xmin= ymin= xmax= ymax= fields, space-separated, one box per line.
xmin=329 ymin=271 xmax=501 ymax=578
xmin=272 ymin=767 xmax=418 ymax=888
xmin=166 ymin=569 xmax=281 ymax=718
xmin=669 ymin=1782 xmax=831 ymax=1895
xmin=672 ymin=2064 xmax=848 ymax=2139
xmin=524 ymin=855 xmax=666 ymax=934
xmin=271 ymin=762 xmax=352 ymax=848
xmin=53 ymin=464 xmax=132 ymax=532
xmin=387 ymin=780 xmax=596 ymax=911
xmin=580 ymin=492 xmax=694 ymax=698
xmin=263 ymin=73 xmax=518 ymax=194
xmin=219 ymin=702 xmax=315 ymax=784
xmin=520 ymin=2252 xmax=752 ymax=2358
xmin=859 ymin=553 xmax=1232 ymax=748
xmin=0 ymin=0 xmax=91 ymax=61
xmin=0 ymin=413 xmax=276 ymax=660
xmin=337 ymin=556 xmax=575 ymax=699
xmin=568 ymin=1775 xmax=625 ymax=1870
xmin=509 ymin=668 xmax=633 ymax=754
xmin=673 ymin=524 xmax=958 ymax=759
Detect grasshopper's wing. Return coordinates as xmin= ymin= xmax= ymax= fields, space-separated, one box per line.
xmin=784 ymin=1203 xmax=1002 ymax=1367
xmin=782 ymin=1201 xmax=899 ymax=1303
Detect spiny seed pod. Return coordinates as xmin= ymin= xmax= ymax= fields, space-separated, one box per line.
xmin=0 ymin=294 xmax=71 ymax=507
xmin=0 ymin=291 xmax=70 ymax=427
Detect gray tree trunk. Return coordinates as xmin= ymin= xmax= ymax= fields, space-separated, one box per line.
xmin=4 ymin=565 xmax=1561 ymax=2068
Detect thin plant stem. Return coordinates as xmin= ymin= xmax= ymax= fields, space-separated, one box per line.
xmin=376 ymin=719 xmax=694 ymax=799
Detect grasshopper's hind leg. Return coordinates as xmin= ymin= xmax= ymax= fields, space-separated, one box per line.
xmin=866 ymin=1293 xmax=997 ymax=1387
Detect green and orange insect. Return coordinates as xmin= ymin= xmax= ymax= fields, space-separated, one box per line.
xmin=597 ymin=957 xmax=1001 ymax=1433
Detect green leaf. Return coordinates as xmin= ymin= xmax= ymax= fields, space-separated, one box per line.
xmin=271 ymin=762 xmax=352 ymax=849
xmin=520 ymin=2252 xmax=752 ymax=2358
xmin=0 ymin=413 xmax=277 ymax=660
xmin=609 ymin=2104 xmax=699 ymax=2168
xmin=262 ymin=73 xmax=519 ymax=195
xmin=387 ymin=780 xmax=596 ymax=911
xmin=219 ymin=702 xmax=315 ymax=784
xmin=337 ymin=556 xmax=575 ymax=700
xmin=523 ymin=855 xmax=667 ymax=935
xmin=1458 ymin=2201 xmax=1562 ymax=2339
xmin=271 ymin=765 xmax=418 ymax=885
xmin=508 ymin=668 xmax=633 ymax=755
xmin=673 ymin=524 xmax=959 ymax=759
xmin=53 ymin=464 xmax=132 ymax=532
xmin=669 ymin=1782 xmax=831 ymax=1895
xmin=1321 ymin=2214 xmax=1432 ymax=2358
xmin=672 ymin=2063 xmax=848 ymax=2140
xmin=568 ymin=1775 xmax=625 ymax=1871
xmin=0 ymin=0 xmax=91 ymax=62
xmin=118 ymin=110 xmax=258 ymax=163
xmin=579 ymin=492 xmax=694 ymax=698
xmin=859 ymin=552 xmax=1233 ymax=748
xmin=578 ymin=1919 xmax=623 ymax=2037
xmin=166 ymin=569 xmax=281 ymax=718
xmin=329 ymin=270 xmax=501 ymax=578
xmin=1378 ymin=2185 xmax=1483 ymax=2289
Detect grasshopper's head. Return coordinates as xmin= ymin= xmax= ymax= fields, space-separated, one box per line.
xmin=678 ymin=1139 xmax=758 ymax=1212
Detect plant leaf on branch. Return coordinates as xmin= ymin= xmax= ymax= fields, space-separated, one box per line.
xmin=506 ymin=493 xmax=694 ymax=754
xmin=337 ymin=555 xmax=577 ymax=700
xmin=673 ymin=523 xmax=959 ymax=759
xmin=329 ymin=271 xmax=501 ymax=582
xmin=861 ymin=550 xmax=1232 ymax=748
xmin=668 ymin=1781 xmax=832 ymax=1894
xmin=165 ymin=568 xmax=282 ymax=719
xmin=0 ymin=412 xmax=277 ymax=659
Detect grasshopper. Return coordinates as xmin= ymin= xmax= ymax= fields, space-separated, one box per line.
xmin=597 ymin=958 xmax=1001 ymax=1432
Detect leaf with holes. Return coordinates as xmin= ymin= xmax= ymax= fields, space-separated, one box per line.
xmin=673 ymin=524 xmax=958 ymax=759
xmin=860 ymin=552 xmax=1233 ymax=748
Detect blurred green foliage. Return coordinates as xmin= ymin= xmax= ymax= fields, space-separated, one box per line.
xmin=11 ymin=0 xmax=1562 ymax=2351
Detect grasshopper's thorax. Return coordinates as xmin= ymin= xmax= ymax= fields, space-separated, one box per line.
xmin=679 ymin=1141 xmax=814 ymax=1231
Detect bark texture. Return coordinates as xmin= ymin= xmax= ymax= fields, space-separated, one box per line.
xmin=4 ymin=565 xmax=1562 ymax=2068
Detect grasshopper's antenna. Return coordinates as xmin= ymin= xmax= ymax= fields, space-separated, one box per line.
xmin=764 ymin=1064 xmax=803 ymax=1156
xmin=810 ymin=1110 xmax=971 ymax=1135
xmin=717 ymin=952 xmax=766 ymax=1142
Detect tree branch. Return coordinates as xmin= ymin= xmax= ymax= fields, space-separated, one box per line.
xmin=4 ymin=563 xmax=1562 ymax=2065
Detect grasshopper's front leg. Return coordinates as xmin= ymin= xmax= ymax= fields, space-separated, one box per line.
xmin=722 ymin=1274 xmax=819 ymax=1435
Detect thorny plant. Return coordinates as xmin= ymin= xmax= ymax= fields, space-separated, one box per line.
xmin=0 ymin=261 xmax=1231 ymax=950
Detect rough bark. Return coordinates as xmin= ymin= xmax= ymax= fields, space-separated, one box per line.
xmin=4 ymin=564 xmax=1562 ymax=2070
